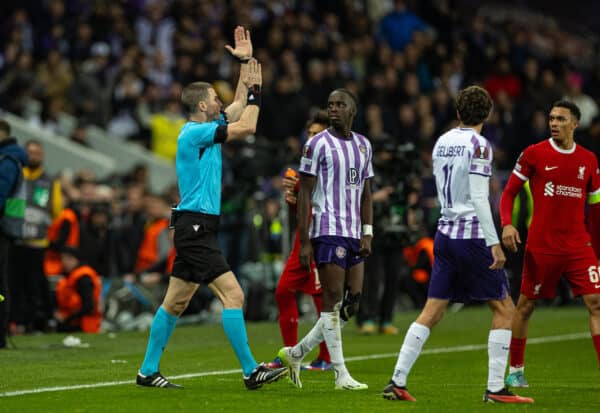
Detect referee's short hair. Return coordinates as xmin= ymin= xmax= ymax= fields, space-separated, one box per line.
xmin=181 ymin=81 xmax=212 ymax=114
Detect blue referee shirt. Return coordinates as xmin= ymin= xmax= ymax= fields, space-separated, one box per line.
xmin=175 ymin=114 xmax=227 ymax=215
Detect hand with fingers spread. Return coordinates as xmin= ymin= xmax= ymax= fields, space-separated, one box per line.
xmin=225 ymin=25 xmax=253 ymax=60
xmin=489 ymin=244 xmax=506 ymax=270
xmin=501 ymin=224 xmax=521 ymax=253
xmin=242 ymin=58 xmax=262 ymax=88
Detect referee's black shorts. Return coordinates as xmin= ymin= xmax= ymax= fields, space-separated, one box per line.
xmin=171 ymin=210 xmax=231 ymax=284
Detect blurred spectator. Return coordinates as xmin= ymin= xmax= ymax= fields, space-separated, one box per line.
xmin=35 ymin=49 xmax=73 ymax=106
xmin=378 ymin=0 xmax=430 ymax=52
xmin=70 ymin=42 xmax=116 ymax=127
xmin=150 ymin=99 xmax=185 ymax=161
xmin=114 ymin=184 xmax=147 ymax=275
xmin=70 ymin=123 xmax=90 ymax=147
xmin=564 ymin=72 xmax=599 ymax=129
xmin=484 ymin=57 xmax=522 ymax=101
xmin=135 ymin=0 xmax=175 ymax=71
xmin=0 ymin=52 xmax=35 ymax=115
xmin=44 ymin=202 xmax=81 ymax=277
xmin=0 ymin=119 xmax=28 ymax=348
xmin=134 ymin=195 xmax=170 ymax=274
xmin=80 ymin=202 xmax=117 ymax=278
xmin=54 ymin=247 xmax=102 ymax=333
xmin=8 ymin=140 xmax=62 ymax=334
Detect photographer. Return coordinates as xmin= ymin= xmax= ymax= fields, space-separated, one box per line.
xmin=357 ymin=139 xmax=419 ymax=334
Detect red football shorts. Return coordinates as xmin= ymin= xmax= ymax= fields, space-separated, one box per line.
xmin=521 ymin=246 xmax=600 ymax=299
xmin=278 ymin=236 xmax=321 ymax=295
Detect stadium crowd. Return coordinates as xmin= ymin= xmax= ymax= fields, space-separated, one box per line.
xmin=1 ymin=0 xmax=600 ymax=338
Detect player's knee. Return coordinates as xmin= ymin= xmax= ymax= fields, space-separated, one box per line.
xmin=516 ymin=300 xmax=535 ymax=319
xmin=163 ymin=298 xmax=189 ymax=316
xmin=321 ymin=286 xmax=343 ymax=304
xmin=222 ymin=289 xmax=244 ymax=308
xmin=584 ymin=295 xmax=600 ymax=315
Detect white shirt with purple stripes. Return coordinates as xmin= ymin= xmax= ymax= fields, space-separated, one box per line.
xmin=299 ymin=129 xmax=374 ymax=240
xmin=432 ymin=127 xmax=499 ymax=245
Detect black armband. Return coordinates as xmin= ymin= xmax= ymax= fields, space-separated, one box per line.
xmin=247 ymin=85 xmax=261 ymax=107
xmin=238 ymin=56 xmax=251 ymax=64
xmin=220 ymin=110 xmax=228 ymax=123
xmin=214 ymin=125 xmax=228 ymax=143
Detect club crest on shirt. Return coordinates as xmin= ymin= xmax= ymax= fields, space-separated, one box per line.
xmin=359 ymin=144 xmax=367 ymax=154
xmin=578 ymin=165 xmax=585 ymax=180
xmin=474 ymin=145 xmax=489 ymax=160
xmin=302 ymin=145 xmax=311 ymax=158
xmin=335 ymin=246 xmax=347 ymax=259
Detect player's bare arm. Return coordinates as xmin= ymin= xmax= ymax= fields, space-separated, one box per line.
xmin=298 ymin=173 xmax=316 ymax=270
xmin=359 ymin=178 xmax=373 ymax=257
xmin=224 ymin=26 xmax=253 ymax=122
xmin=499 ymin=171 xmax=527 ymax=253
xmin=226 ymin=59 xmax=262 ymax=141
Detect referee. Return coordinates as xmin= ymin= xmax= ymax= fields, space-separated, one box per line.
xmin=136 ymin=26 xmax=287 ymax=390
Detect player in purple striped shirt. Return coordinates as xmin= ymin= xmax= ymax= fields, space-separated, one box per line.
xmin=278 ymin=89 xmax=374 ymax=391
xmin=382 ymin=86 xmax=533 ymax=404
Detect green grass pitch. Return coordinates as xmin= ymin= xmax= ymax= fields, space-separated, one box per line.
xmin=1 ymin=306 xmax=598 ymax=412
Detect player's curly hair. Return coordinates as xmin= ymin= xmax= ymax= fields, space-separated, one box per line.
xmin=181 ymin=81 xmax=212 ymax=114
xmin=455 ymin=85 xmax=493 ymax=126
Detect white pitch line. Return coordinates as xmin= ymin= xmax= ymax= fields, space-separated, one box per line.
xmin=0 ymin=331 xmax=589 ymax=398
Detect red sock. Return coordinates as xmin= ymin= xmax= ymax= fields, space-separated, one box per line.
xmin=592 ymin=335 xmax=600 ymax=368
xmin=312 ymin=294 xmax=331 ymax=363
xmin=275 ymin=285 xmax=298 ymax=346
xmin=510 ymin=337 xmax=527 ymax=368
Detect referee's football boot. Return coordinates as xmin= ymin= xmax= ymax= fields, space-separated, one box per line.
xmin=244 ymin=363 xmax=288 ymax=390
xmin=136 ymin=371 xmax=183 ymax=389
xmin=483 ymin=387 xmax=534 ymax=403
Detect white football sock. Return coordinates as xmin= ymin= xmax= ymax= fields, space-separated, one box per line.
xmin=391 ymin=322 xmax=430 ymax=387
xmin=291 ymin=318 xmax=323 ymax=359
xmin=321 ymin=311 xmax=349 ymax=379
xmin=487 ymin=329 xmax=512 ymax=392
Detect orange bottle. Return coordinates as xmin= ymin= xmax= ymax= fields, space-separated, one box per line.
xmin=285 ymin=168 xmax=298 ymax=178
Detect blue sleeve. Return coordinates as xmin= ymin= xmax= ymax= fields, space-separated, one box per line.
xmin=0 ymin=158 xmax=19 ymax=211
xmin=217 ymin=112 xmax=228 ymax=126
xmin=182 ymin=122 xmax=219 ymax=148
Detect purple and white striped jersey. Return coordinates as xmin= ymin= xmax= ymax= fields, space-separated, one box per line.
xmin=299 ymin=129 xmax=374 ymax=240
xmin=432 ymin=127 xmax=493 ymax=240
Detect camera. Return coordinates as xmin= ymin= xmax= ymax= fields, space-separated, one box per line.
xmin=372 ymin=140 xmax=421 ymax=246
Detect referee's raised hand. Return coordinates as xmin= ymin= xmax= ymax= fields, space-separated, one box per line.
xmin=225 ymin=25 xmax=253 ymax=60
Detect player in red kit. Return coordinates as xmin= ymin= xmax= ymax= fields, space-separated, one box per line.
xmin=266 ymin=111 xmax=332 ymax=371
xmin=499 ymin=100 xmax=600 ymax=388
